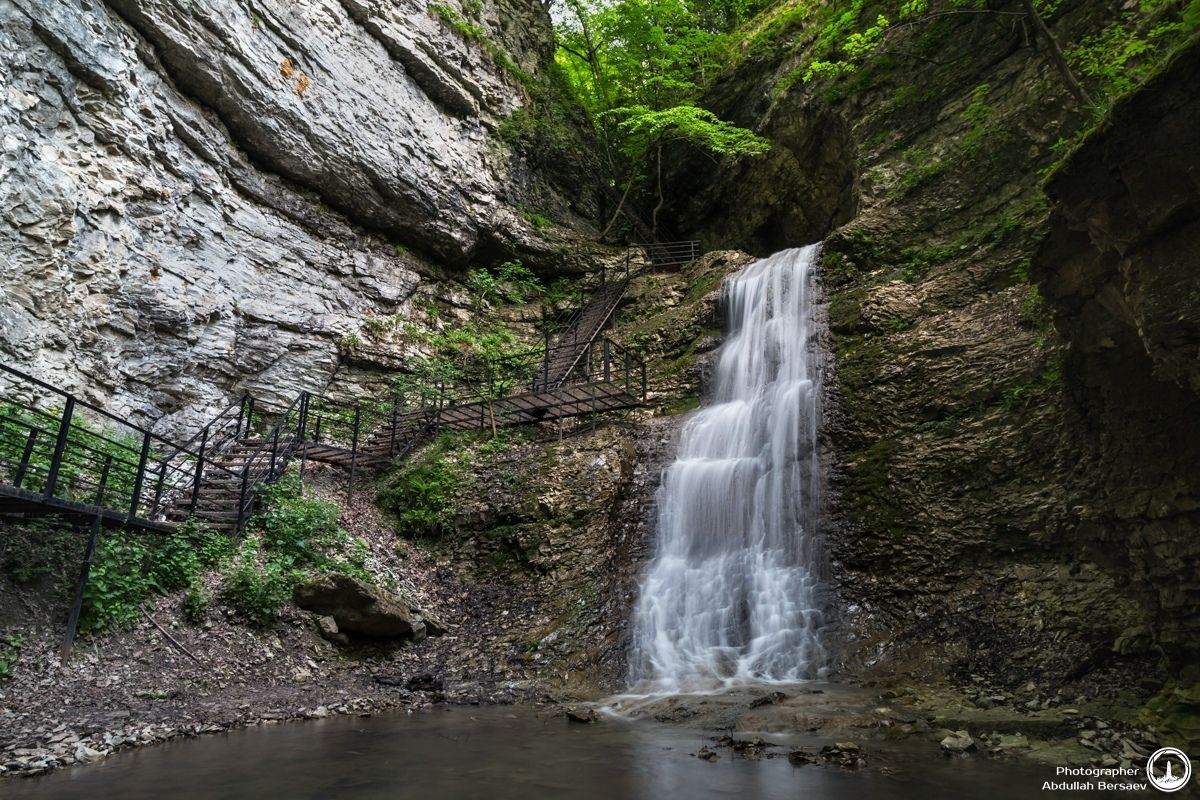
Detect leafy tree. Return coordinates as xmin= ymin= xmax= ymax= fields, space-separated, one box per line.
xmin=796 ymin=0 xmax=1197 ymax=112
xmin=554 ymin=0 xmax=771 ymax=235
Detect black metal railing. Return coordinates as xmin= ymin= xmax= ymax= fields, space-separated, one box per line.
xmin=231 ymin=394 xmax=305 ymax=531
xmin=631 ymin=240 xmax=701 ymax=270
xmin=0 ymin=364 xmax=240 ymax=529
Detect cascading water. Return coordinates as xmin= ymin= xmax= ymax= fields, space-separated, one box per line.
xmin=628 ymin=245 xmax=827 ymax=693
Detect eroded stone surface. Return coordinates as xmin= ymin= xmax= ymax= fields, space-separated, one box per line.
xmin=0 ymin=0 xmax=586 ymax=438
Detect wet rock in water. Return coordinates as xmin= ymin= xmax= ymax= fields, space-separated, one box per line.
xmin=695 ymin=746 xmax=720 ymax=762
xmin=787 ymin=749 xmax=819 ymax=766
xmin=564 ymin=705 xmax=599 ymax=724
xmin=405 ymin=673 xmax=444 ymax=692
xmin=293 ymin=575 xmax=425 ymax=638
xmin=749 ymin=691 xmax=788 ymax=708
xmin=316 ymin=615 xmax=349 ymax=646
xmin=941 ymin=730 xmax=976 ymax=755
xmin=73 ymin=744 xmax=105 ymax=764
xmin=820 ymin=742 xmax=867 ymax=769
xmin=713 ymin=735 xmax=777 ymax=760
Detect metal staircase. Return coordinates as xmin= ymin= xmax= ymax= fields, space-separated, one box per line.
xmin=0 ymin=241 xmax=701 ymax=537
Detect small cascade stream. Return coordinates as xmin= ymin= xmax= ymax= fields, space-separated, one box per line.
xmin=628 ymin=246 xmax=827 ymax=693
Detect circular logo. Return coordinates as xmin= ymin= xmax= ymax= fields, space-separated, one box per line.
xmin=1146 ymin=747 xmax=1191 ymax=793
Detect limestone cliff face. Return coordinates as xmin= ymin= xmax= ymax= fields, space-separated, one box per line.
xmin=666 ymin=3 xmax=1198 ymax=697
xmin=0 ymin=0 xmax=590 ymax=436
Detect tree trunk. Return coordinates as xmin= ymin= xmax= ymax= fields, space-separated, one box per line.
xmin=1021 ymin=0 xmax=1094 ymax=109
xmin=600 ymin=176 xmax=636 ymax=239
xmin=651 ymin=143 xmax=665 ymax=237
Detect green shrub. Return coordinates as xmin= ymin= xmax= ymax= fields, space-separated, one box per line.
xmin=182 ymin=578 xmax=209 ymax=624
xmin=219 ymin=537 xmax=293 ymax=627
xmin=81 ymin=535 xmax=154 ymax=633
xmin=0 ymin=633 xmax=22 ymax=684
xmin=378 ymin=434 xmax=471 ymax=540
xmin=79 ymin=521 xmax=235 ymax=634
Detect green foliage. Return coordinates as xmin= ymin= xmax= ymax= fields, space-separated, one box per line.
xmin=959 ymin=83 xmax=1001 ymax=157
xmin=555 ymin=0 xmax=770 ymax=218
xmin=428 ymin=2 xmax=531 ymax=85
xmin=1065 ymin=1 xmax=1194 ymax=111
xmin=606 ymin=104 xmax=771 ymax=161
xmin=888 ymin=146 xmax=948 ymax=197
xmin=794 ymin=0 xmax=1195 ymax=116
xmin=253 ymin=477 xmax=369 ymax=580
xmin=0 ymin=404 xmax=164 ymax=513
xmin=0 ymin=633 xmax=21 ymax=684
xmin=80 ymin=520 xmax=233 ymax=634
xmin=182 ymin=578 xmax=209 ymax=624
xmin=219 ymin=537 xmax=293 ymax=627
xmin=429 ymin=3 xmax=484 ymax=40
xmin=378 ymin=433 xmax=471 ymax=540
xmin=465 ymin=260 xmax=543 ymax=307
xmin=211 ymin=477 xmax=372 ymax=626
xmin=81 ymin=535 xmax=153 ymax=633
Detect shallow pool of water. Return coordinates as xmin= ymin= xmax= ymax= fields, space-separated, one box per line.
xmin=5 ymin=705 xmax=1136 ymax=799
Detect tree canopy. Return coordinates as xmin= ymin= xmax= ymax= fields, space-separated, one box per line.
xmin=553 ymin=0 xmax=772 ymax=234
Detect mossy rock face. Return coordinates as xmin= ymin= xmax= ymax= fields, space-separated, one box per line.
xmin=1142 ymin=676 xmax=1200 ymax=752
xmin=648 ymin=0 xmax=1200 ymax=703
xmin=613 ymin=249 xmax=755 ymax=412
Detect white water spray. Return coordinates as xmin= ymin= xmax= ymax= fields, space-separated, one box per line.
xmin=628 ymin=246 xmax=827 ymax=693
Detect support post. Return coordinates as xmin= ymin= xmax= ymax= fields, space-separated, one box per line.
xmin=149 ymin=461 xmax=168 ymax=517
xmin=346 ymin=407 xmax=360 ymax=504
xmin=244 ymin=396 xmax=256 ymax=438
xmin=234 ymin=394 xmax=247 ymax=440
xmin=235 ymin=461 xmax=251 ymax=534
xmin=602 ymin=339 xmax=611 ymax=383
xmin=62 ymin=457 xmax=111 ymax=661
xmin=269 ymin=425 xmax=280 ymax=476
xmin=43 ymin=398 xmax=75 ymax=501
xmin=189 ymin=426 xmax=208 ymax=512
xmin=298 ymin=392 xmax=310 ymax=443
xmin=128 ymin=431 xmax=151 ymax=522
xmin=13 ymin=428 xmax=39 ymax=489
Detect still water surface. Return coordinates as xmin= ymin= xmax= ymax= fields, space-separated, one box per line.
xmin=7 ymin=705 xmax=1131 ymax=799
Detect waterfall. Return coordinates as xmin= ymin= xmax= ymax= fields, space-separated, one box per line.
xmin=628 ymin=246 xmax=827 ymax=693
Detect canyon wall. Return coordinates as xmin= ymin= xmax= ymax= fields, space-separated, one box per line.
xmin=0 ymin=0 xmax=592 ymax=436
xmin=665 ymin=3 xmax=1199 ymax=710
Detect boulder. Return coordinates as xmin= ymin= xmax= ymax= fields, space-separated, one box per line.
xmin=294 ymin=574 xmax=422 ymax=638
xmin=315 ymin=614 xmax=349 ymax=646
xmin=564 ymin=705 xmax=599 ymax=724
xmin=940 ymin=730 xmax=976 ymax=755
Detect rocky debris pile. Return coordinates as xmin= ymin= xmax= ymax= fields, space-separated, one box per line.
xmin=788 ymin=742 xmax=867 ymax=769
xmin=1070 ymin=719 xmax=1158 ymax=770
